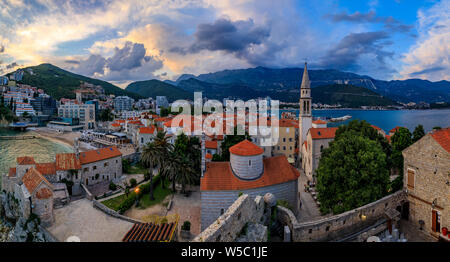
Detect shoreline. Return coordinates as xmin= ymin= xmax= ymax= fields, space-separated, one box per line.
xmin=32 ymin=128 xmax=94 ymax=152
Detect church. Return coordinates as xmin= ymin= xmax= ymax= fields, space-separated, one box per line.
xmin=298 ymin=63 xmax=338 ymax=183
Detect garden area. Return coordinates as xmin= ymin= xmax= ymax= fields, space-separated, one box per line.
xmin=101 ymin=175 xmax=172 ymax=213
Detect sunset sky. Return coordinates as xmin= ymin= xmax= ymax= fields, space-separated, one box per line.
xmin=0 ymin=0 xmax=448 ymax=87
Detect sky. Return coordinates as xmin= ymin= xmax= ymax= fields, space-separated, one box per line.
xmin=0 ymin=0 xmax=448 ymax=88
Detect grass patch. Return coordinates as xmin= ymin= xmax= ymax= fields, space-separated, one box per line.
xmin=125 ymin=163 xmax=148 ymax=174
xmin=101 ymin=194 xmax=128 ymax=211
xmin=138 ymin=181 xmax=172 ymax=209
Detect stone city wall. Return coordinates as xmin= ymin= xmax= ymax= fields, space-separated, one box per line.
xmin=277 ymin=190 xmax=407 ymax=242
xmin=193 ymin=194 xmax=265 ymax=242
xmin=92 ymin=199 xmax=143 ymax=224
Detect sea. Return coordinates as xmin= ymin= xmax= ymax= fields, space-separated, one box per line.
xmin=0 ymin=129 xmax=73 ymax=180
xmin=280 ymin=109 xmax=450 ymax=133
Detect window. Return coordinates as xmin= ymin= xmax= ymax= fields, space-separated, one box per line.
xmin=248 ymin=160 xmax=252 ymax=166
xmin=104 ymin=162 xmax=108 ymax=167
xmin=116 ymin=160 xmax=118 ymax=163
xmin=220 ymin=209 xmax=224 ymax=215
xmin=283 ymin=146 xmax=286 ymax=150
xmin=283 ymin=138 xmax=286 ymax=142
xmin=83 ymin=167 xmax=89 ymax=172
xmin=432 ymin=210 xmax=441 ymax=233
xmin=320 ymin=145 xmax=323 ymax=152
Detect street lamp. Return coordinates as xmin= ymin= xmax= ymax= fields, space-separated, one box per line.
xmin=135 ymin=187 xmax=140 ymax=206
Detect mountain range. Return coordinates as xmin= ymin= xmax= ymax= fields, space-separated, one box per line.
xmin=5 ymin=63 xmax=450 ymax=106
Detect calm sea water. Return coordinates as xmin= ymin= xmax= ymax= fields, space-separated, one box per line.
xmin=279 ymin=109 xmax=450 ymax=133
xmin=0 ymin=129 xmax=73 ymax=178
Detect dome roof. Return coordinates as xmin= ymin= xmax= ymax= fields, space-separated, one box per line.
xmin=229 ymin=140 xmax=264 ymax=156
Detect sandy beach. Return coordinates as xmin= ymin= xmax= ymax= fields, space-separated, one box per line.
xmin=33 ymin=127 xmax=95 ymax=152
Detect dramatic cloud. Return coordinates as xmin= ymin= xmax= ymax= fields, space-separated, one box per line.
xmin=398 ymin=0 xmax=449 ymax=81
xmin=326 ymin=10 xmax=413 ymax=33
xmin=320 ymin=31 xmax=394 ymax=71
xmin=72 ymin=41 xmax=163 ymax=82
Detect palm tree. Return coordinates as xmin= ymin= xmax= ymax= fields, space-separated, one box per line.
xmin=176 ymin=157 xmax=198 ymax=194
xmin=141 ymin=142 xmax=160 ymax=200
xmin=154 ymin=131 xmax=173 ymax=188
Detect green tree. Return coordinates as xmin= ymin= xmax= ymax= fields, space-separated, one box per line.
xmin=141 ymin=142 xmax=161 ymax=201
xmin=412 ymin=124 xmax=425 ymax=143
xmin=216 ymin=126 xmax=250 ymax=161
xmin=99 ymin=108 xmax=114 ymax=122
xmin=316 ymin=133 xmax=390 ymax=215
xmin=390 ymin=127 xmax=413 ymax=191
xmin=160 ymin=107 xmax=170 ymax=117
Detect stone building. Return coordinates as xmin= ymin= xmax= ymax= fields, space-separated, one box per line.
xmin=402 ymin=127 xmax=450 ymax=241
xmin=302 ymin=127 xmax=338 ymax=182
xmin=137 ymin=126 xmax=156 ymax=148
xmin=272 ymin=119 xmax=298 ymax=163
xmin=2 ymin=146 xmax=123 ymax=226
xmin=200 ymin=139 xmax=300 ymax=230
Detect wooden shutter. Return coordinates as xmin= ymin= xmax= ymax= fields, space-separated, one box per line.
xmin=407 ymin=170 xmax=415 ymax=189
xmin=432 ymin=210 xmax=437 ymax=232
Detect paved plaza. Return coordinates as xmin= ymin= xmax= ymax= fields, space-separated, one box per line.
xmin=47 ymin=199 xmax=133 ymax=242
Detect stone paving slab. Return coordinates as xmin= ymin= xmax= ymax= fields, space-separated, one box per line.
xmin=47 ymin=198 xmax=133 ymax=242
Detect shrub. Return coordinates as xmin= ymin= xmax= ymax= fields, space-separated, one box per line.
xmin=109 ymin=182 xmax=117 ymax=191
xmin=118 ymin=194 xmax=136 ymax=214
xmin=181 ymin=221 xmax=191 ymax=231
xmin=130 ymin=178 xmax=137 ymax=187
xmin=277 ymin=199 xmax=293 ymax=211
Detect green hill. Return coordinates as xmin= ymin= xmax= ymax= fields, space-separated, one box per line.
xmin=312 ymin=84 xmax=398 ymax=107
xmin=8 ymin=63 xmax=142 ymax=100
xmin=126 ymin=79 xmax=193 ymax=102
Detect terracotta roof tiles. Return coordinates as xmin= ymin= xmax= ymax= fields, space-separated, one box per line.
xmin=22 ymin=167 xmax=52 ymax=194
xmin=205 ymin=140 xmax=218 ymax=149
xmin=201 ymin=155 xmax=299 ymax=191
xmin=229 ymin=140 xmax=264 ymax=156
xmin=430 ymin=127 xmax=450 ymax=154
xmin=139 ymin=126 xmax=156 ymax=134
xmin=309 ymin=127 xmax=338 ymax=140
xmin=17 ymin=156 xmax=35 ymax=165
xmin=79 ymin=147 xmax=122 ymax=165
xmin=55 ymin=153 xmax=81 ymax=170
xmin=35 ymin=162 xmax=56 ymax=176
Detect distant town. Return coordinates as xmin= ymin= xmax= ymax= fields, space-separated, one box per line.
xmin=0 ymin=63 xmax=448 ymax=243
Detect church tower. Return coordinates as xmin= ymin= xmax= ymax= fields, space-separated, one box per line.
xmin=299 ymin=62 xmax=312 ymax=160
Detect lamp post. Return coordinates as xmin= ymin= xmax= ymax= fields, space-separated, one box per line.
xmin=135 ymin=187 xmax=140 ymax=207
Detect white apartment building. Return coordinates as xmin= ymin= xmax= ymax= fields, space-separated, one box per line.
xmin=58 ymin=102 xmax=96 ymax=129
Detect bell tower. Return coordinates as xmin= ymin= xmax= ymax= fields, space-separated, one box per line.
xmin=299 ymin=62 xmax=312 ymax=160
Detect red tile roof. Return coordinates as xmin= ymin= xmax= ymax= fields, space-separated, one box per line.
xmin=386 ymin=135 xmax=391 ymax=143
xmin=35 ymin=162 xmax=56 ymax=176
xmin=278 ymin=119 xmax=298 ymax=127
xmin=389 ymin=126 xmax=403 ymax=134
xmin=79 ymin=147 xmax=122 ymax=165
xmin=229 ymin=140 xmax=264 ymax=156
xmin=17 ymin=156 xmax=35 ymax=165
xmin=430 ymin=127 xmax=450 ymax=154
xmin=111 ymin=123 xmax=121 ymax=127
xmin=139 ymin=126 xmax=156 ymax=134
xmin=309 ymin=127 xmax=338 ymax=139
xmin=206 ymin=153 xmax=213 ymax=159
xmin=205 ymin=140 xmax=218 ymax=149
xmin=55 ymin=153 xmax=81 ymax=170
xmin=22 ymin=167 xmax=52 ymax=194
xmin=8 ymin=167 xmax=16 ymax=177
xmin=36 ymin=187 xmax=53 ymax=199
xmin=122 ymin=223 xmax=177 ymax=242
xmin=371 ymin=124 xmax=381 ymax=131
xmin=201 ymin=155 xmax=299 ymax=191
xmin=313 ymin=119 xmax=327 ymax=124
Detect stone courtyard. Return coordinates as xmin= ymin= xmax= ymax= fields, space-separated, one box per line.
xmin=47 ymin=198 xmax=133 ymax=242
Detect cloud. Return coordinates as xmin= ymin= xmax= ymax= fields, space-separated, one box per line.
xmin=326 ymin=10 xmax=413 ymax=33
xmin=398 ymin=0 xmax=449 ymax=81
xmin=72 ymin=41 xmax=163 ymax=82
xmin=172 ymin=18 xmax=271 ymax=63
xmin=320 ymin=31 xmax=394 ymax=71
xmin=107 ymin=42 xmax=149 ymax=71
xmin=409 ymin=66 xmax=445 ymax=77
xmin=6 ymin=62 xmax=18 ymax=69
xmin=64 ymin=59 xmax=80 ymax=64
